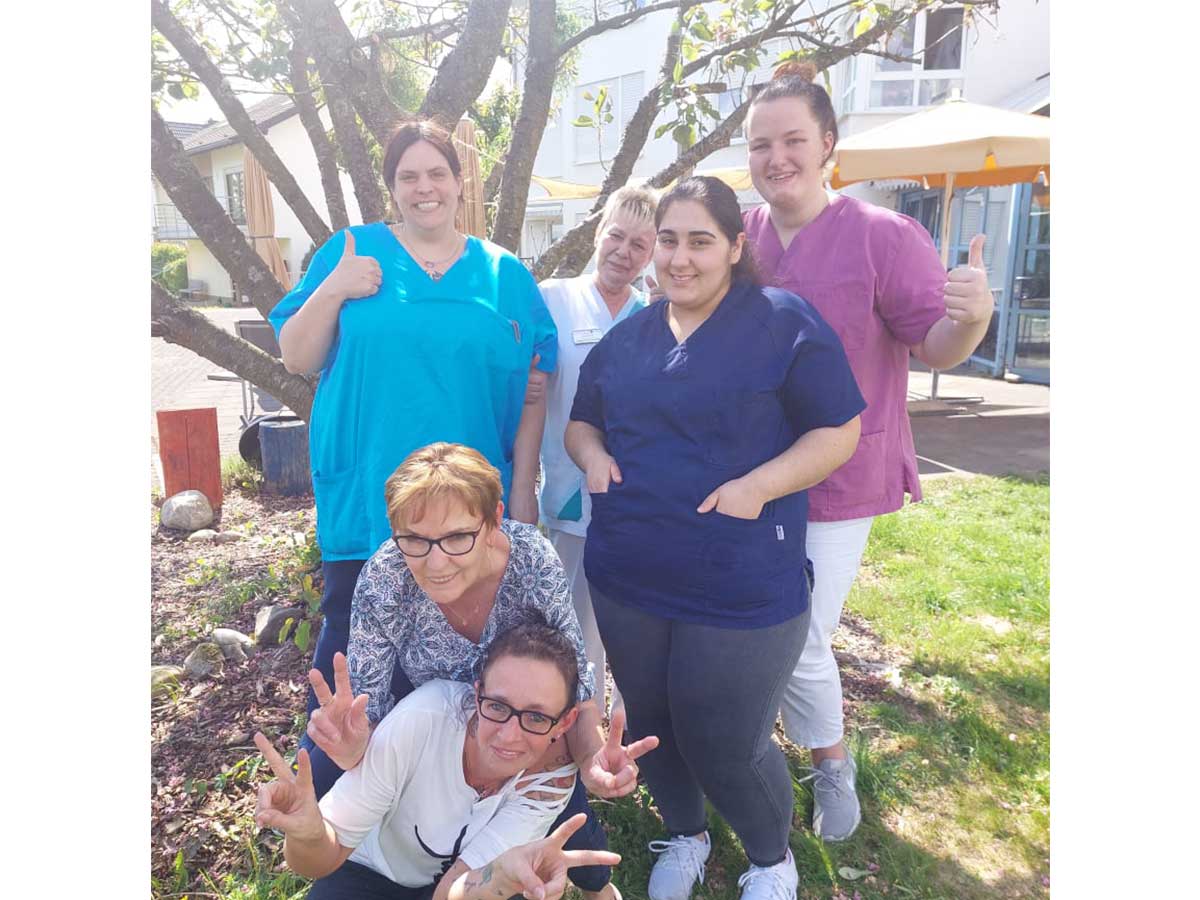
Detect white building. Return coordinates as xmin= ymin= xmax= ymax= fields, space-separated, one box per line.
xmin=153 ymin=94 xmax=363 ymax=303
xmin=519 ymin=1 xmax=1051 ymax=383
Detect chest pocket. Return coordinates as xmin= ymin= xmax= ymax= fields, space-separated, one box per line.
xmin=789 ymin=280 xmax=875 ymax=353
xmin=672 ymin=370 xmax=786 ymax=471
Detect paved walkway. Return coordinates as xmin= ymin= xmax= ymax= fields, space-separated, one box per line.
xmin=151 ymin=307 xmax=267 ymax=492
xmin=150 ymin=318 xmax=1050 ymax=492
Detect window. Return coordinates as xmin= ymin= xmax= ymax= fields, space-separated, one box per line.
xmin=224 ymin=170 xmax=246 ymax=224
xmin=869 ymin=7 xmax=964 ymax=110
xmin=716 ymin=88 xmax=746 ymax=142
xmin=573 ymin=72 xmax=644 ymax=164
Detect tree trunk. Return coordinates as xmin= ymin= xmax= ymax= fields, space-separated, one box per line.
xmin=324 ymin=79 xmax=388 ymax=224
xmin=289 ymin=45 xmax=349 ymax=233
xmin=490 ymin=0 xmax=556 ymax=252
xmin=151 ymin=106 xmax=286 ymax=318
xmin=151 ymin=282 xmax=315 ymax=421
xmin=419 ymin=0 xmax=513 ymax=128
xmin=286 ymin=0 xmax=405 ymax=147
xmin=152 ymin=0 xmax=331 ymax=247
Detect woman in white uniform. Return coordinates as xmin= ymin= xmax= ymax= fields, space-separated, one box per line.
xmin=537 ymin=186 xmax=659 ymax=717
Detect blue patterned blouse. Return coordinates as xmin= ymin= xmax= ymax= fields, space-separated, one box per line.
xmin=347 ymin=520 xmax=596 ymax=724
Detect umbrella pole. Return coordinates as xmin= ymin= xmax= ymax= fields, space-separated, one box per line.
xmin=929 ymin=173 xmax=956 ymax=401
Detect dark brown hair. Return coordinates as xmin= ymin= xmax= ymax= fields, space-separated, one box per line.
xmin=655 ymin=176 xmax=760 ymax=285
xmin=749 ymin=60 xmax=838 ymax=165
xmin=476 ymin=610 xmax=580 ymax=711
xmin=381 ymin=119 xmax=462 ymax=189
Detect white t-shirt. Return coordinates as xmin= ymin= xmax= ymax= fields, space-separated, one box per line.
xmin=538 ymin=275 xmax=647 ymax=537
xmin=318 ymin=680 xmax=575 ymax=887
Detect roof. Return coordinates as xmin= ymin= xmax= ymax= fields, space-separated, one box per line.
xmin=181 ymin=93 xmax=300 ymax=154
xmin=167 ymin=120 xmax=209 ymax=142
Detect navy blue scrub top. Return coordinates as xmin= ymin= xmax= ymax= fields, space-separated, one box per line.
xmin=570 ymin=279 xmax=866 ymax=629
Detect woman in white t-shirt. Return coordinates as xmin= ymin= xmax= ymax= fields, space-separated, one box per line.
xmin=537 ymin=186 xmax=659 ymax=717
xmin=255 ymin=620 xmax=620 ymax=900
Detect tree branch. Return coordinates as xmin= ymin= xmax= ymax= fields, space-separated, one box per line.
xmin=490 ymin=0 xmax=557 ymax=251
xmin=285 ymin=0 xmax=405 ymax=146
xmin=151 ymin=281 xmax=315 ymax=421
xmin=288 ymin=44 xmax=350 ymax=232
xmin=152 ymin=0 xmax=331 ymax=247
xmin=151 ymin=105 xmax=287 ymax=318
xmin=419 ymin=0 xmax=513 ymax=127
xmin=557 ymin=1 xmax=683 ymax=58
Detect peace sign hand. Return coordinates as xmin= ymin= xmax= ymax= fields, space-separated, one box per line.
xmin=481 ymin=813 xmax=622 ymax=900
xmin=582 ymin=707 xmax=659 ymax=798
xmin=253 ymin=732 xmax=326 ymax=843
xmin=306 ymin=652 xmax=371 ymax=770
xmin=943 ymin=234 xmax=993 ymax=326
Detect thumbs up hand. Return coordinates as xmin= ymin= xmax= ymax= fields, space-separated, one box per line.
xmin=325 ymin=229 xmax=383 ymax=303
xmin=943 ymin=234 xmax=992 ymax=326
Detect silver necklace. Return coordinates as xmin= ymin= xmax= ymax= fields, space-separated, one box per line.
xmin=395 ymin=226 xmax=462 ymax=281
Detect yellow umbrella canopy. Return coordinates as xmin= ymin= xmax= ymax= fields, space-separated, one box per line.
xmin=453 ymin=119 xmax=487 ymax=239
xmin=242 ymin=147 xmax=292 ymax=290
xmin=830 ymin=97 xmax=1050 ymax=191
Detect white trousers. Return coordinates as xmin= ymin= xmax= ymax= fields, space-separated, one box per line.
xmin=549 ymin=529 xmax=622 ymax=714
xmin=779 ymin=516 xmax=875 ymax=749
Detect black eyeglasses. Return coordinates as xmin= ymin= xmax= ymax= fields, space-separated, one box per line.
xmin=476 ymin=694 xmax=570 ymax=736
xmin=392 ymin=522 xmax=485 ymax=558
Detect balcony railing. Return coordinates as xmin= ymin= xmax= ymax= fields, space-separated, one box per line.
xmin=153 ymin=198 xmax=247 ymax=241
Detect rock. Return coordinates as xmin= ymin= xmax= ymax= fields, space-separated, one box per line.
xmin=211 ymin=627 xmax=254 ymax=662
xmin=186 ymin=529 xmax=218 ymax=543
xmin=151 ymin=665 xmax=184 ymax=698
xmin=255 ymin=605 xmax=304 ymax=645
xmin=183 ymin=642 xmax=225 ymax=678
xmin=160 ymin=490 xmax=214 ymax=531
xmin=213 ymin=532 xmax=243 ymax=544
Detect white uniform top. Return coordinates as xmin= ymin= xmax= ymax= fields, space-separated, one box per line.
xmin=319 ymin=680 xmax=575 ymax=887
xmin=538 ymin=275 xmax=648 ymax=537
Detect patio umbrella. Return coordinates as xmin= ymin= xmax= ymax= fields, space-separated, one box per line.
xmin=242 ymin=147 xmax=292 ymax=292
xmin=453 ymin=118 xmax=486 ymax=238
xmin=829 ymin=96 xmax=1050 ymax=396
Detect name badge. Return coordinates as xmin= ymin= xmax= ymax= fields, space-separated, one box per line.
xmin=573 ymin=327 xmax=604 ymax=345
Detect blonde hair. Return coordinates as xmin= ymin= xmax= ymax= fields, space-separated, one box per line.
xmin=595 ymin=184 xmax=659 ymax=246
xmin=384 ymin=443 xmax=502 ymax=533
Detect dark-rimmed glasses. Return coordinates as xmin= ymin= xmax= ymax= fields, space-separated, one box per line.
xmin=392 ymin=522 xmax=484 ymax=558
xmin=476 ymin=694 xmax=570 ymax=735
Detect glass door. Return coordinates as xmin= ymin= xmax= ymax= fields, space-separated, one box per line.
xmin=1004 ymin=181 xmax=1050 ymax=383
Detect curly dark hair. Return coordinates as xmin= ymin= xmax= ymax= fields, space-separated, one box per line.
xmin=475 ymin=608 xmax=580 ymax=711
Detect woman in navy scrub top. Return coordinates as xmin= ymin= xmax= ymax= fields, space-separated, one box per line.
xmin=565 ymin=177 xmax=864 ymax=900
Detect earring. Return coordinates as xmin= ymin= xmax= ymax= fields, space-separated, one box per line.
xmin=550 ymin=736 xmax=557 ymax=743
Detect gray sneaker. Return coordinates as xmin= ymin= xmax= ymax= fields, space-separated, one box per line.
xmin=647 ymin=831 xmax=710 ymax=900
xmin=801 ymin=755 xmax=862 ymax=842
xmin=737 ymin=848 xmax=798 ymax=900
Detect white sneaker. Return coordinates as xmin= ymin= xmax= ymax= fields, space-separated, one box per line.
xmin=736 ymin=847 xmax=799 ymax=900
xmin=647 ymin=831 xmax=710 ymax=900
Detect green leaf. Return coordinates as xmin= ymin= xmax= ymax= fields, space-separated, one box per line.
xmin=681 ymin=39 xmax=698 ymax=62
xmin=582 ymin=90 xmax=594 ymax=101
xmin=167 ymin=83 xmax=184 ymax=100
xmin=295 ymin=619 xmax=312 ymax=653
xmin=654 ymin=121 xmax=676 ymax=139
xmin=672 ymin=123 xmax=696 ymax=147
xmin=854 ymin=8 xmax=879 ymax=38
xmin=571 ymin=116 xmax=595 ymax=127
xmin=672 ymin=59 xmax=683 ymax=84
xmin=278 ymin=617 xmax=295 ymax=645
xmin=839 ymin=866 xmax=873 ymax=881
xmin=690 ymin=22 xmax=714 ymax=41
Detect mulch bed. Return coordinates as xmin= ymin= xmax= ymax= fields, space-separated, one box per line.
xmin=150 ymin=490 xmax=318 ymax=893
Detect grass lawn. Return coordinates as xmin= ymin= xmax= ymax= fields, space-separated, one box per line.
xmin=157 ymin=474 xmax=1049 ymax=900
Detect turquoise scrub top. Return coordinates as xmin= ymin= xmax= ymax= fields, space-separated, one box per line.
xmin=269 ymin=223 xmax=557 ymax=561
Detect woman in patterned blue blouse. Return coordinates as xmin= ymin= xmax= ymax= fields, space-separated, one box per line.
xmin=305 ymin=442 xmax=657 ymax=900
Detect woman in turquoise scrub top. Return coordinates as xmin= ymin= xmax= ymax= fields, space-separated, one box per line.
xmin=268 ymin=119 xmax=557 ymax=790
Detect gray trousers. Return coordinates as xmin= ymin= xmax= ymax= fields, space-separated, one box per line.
xmin=590 ymin=585 xmax=809 ymax=867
